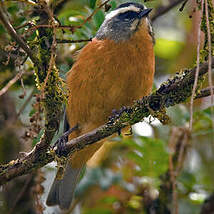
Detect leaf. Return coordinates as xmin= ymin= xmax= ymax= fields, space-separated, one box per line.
xmin=155 ymin=38 xmax=184 ymax=59
xmin=88 ymin=0 xmax=97 ymax=9
xmin=193 ymin=107 xmax=214 ymax=134
xmin=7 ymin=5 xmax=19 ymax=13
xmin=83 ymin=208 xmax=112 ymax=214
xmin=76 ymin=168 xmax=121 ymax=196
xmin=100 ymin=196 xmax=118 ymax=204
xmin=93 ymin=10 xmax=105 ymax=30
xmin=125 ymin=137 xmax=169 ymax=177
xmin=128 ymin=195 xmax=143 ymax=210
xmin=32 ymin=129 xmax=44 ymax=146
xmin=109 ymin=1 xmax=117 ymax=10
xmin=178 ymin=171 xmax=197 ymax=191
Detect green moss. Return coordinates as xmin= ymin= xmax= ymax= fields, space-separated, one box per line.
xmin=150 ymin=108 xmax=170 ymax=125
xmin=29 ymin=27 xmax=67 ymax=140
xmin=104 ymin=64 xmax=206 ymax=133
xmin=199 ymin=0 xmax=214 ymax=62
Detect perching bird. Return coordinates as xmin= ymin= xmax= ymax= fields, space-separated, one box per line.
xmin=46 ymin=2 xmax=155 ymax=209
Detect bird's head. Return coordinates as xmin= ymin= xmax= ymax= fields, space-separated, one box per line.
xmin=96 ymin=2 xmax=153 ymax=42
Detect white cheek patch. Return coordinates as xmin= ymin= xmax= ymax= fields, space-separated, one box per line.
xmin=130 ymin=19 xmax=139 ymax=30
xmin=105 ymin=5 xmax=141 ymax=20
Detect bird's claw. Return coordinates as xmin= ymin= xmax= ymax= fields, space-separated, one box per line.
xmin=55 ymin=135 xmax=68 ymax=157
xmin=54 ymin=124 xmax=78 ymax=157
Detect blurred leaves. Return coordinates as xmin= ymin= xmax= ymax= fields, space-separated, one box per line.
xmin=127 ymin=195 xmax=142 ymax=210
xmin=193 ymin=107 xmax=214 ymax=136
xmin=155 ymin=38 xmax=184 ymax=59
xmin=83 ymin=207 xmax=112 ymax=214
xmin=88 ymin=0 xmax=97 ymax=9
xmin=125 ymin=137 xmax=169 ymax=178
xmin=76 ymin=168 xmax=121 ymax=197
xmin=93 ymin=10 xmax=105 ymax=29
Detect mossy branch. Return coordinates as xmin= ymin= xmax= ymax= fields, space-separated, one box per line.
xmin=60 ymin=58 xmax=213 ymax=156
xmin=0 ymin=59 xmax=213 ymax=185
xmin=0 ymin=2 xmax=66 ymax=184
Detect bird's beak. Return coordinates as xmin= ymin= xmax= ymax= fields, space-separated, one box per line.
xmin=138 ymin=8 xmax=152 ymax=18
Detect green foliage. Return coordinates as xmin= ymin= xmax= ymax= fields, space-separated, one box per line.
xmin=83 ymin=207 xmax=112 ymax=214
xmin=155 ymin=38 xmax=184 ymax=59
xmin=111 ymin=1 xmax=117 ymax=9
xmin=193 ymin=107 xmax=214 ymax=135
xmin=32 ymin=129 xmax=44 ymax=146
xmin=125 ymin=137 xmax=169 ymax=178
xmin=76 ymin=168 xmax=121 ymax=196
xmin=88 ymin=0 xmax=97 ymax=9
xmin=178 ymin=170 xmax=197 ymax=192
xmin=127 ymin=195 xmax=143 ymax=210
xmin=93 ymin=10 xmax=105 ymax=30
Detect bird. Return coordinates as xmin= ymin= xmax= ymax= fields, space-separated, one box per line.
xmin=46 ymin=2 xmax=155 ymax=210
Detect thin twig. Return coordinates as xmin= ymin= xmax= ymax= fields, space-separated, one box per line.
xmin=8 ymin=174 xmax=33 ymax=214
xmin=28 ymin=24 xmax=74 ymax=32
xmin=189 ymin=0 xmax=204 ymax=131
xmin=151 ymin=0 xmax=187 ymax=22
xmin=205 ymin=0 xmax=214 ymax=137
xmin=168 ymin=128 xmax=189 ymax=214
xmin=175 ymin=132 xmax=189 ymax=175
xmin=27 ymin=0 xmax=109 ymax=34
xmin=174 ymin=131 xmax=189 ymax=214
xmin=56 ymin=38 xmax=92 ymax=43
xmin=20 ymin=77 xmax=26 ymax=97
xmin=179 ymin=0 xmax=189 ymax=11
xmin=168 ymin=128 xmax=178 ymax=214
xmin=15 ymin=0 xmax=186 ymax=48
xmin=15 ymin=21 xmax=34 ymax=30
xmin=0 ymin=3 xmax=38 ymax=64
xmin=195 ymin=87 xmax=214 ymax=99
xmin=0 ymin=70 xmax=24 ymax=96
xmin=74 ymin=0 xmax=112 ymax=30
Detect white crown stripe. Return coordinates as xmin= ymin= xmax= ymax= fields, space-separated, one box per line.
xmin=105 ymin=6 xmax=141 ymax=20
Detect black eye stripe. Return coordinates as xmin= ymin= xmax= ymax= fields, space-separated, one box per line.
xmin=117 ymin=11 xmax=139 ymax=20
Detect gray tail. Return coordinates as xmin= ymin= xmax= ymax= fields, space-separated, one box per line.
xmin=46 ymin=164 xmax=83 ymax=209
xmin=46 ymin=110 xmax=82 ymax=209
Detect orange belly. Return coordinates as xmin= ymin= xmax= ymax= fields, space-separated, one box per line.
xmin=66 ymin=19 xmax=155 ymax=168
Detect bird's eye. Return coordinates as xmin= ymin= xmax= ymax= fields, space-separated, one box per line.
xmin=117 ymin=11 xmax=139 ymax=21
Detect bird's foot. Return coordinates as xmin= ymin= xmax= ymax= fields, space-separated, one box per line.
xmin=54 ymin=124 xmax=78 ymax=156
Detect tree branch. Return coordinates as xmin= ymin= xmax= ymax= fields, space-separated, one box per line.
xmin=195 ymin=86 xmax=214 ymax=99
xmin=0 ymin=1 xmax=65 ymax=187
xmin=61 ymin=59 xmax=213 ymax=155
xmin=56 ymin=38 xmax=92 ymax=44
xmin=151 ymin=0 xmax=187 ymax=22
xmin=0 ymin=70 xmax=25 ymax=96
xmin=0 ymin=4 xmax=38 ymax=64
xmin=74 ymin=0 xmax=112 ymax=30
xmin=0 ymin=58 xmax=213 ymax=185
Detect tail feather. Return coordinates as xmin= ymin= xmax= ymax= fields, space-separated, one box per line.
xmin=46 ymin=164 xmax=83 ymax=209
